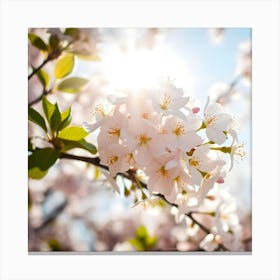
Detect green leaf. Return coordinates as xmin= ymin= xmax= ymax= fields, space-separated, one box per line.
xmin=50 ymin=103 xmax=61 ymax=132
xmin=36 ymin=68 xmax=49 ymax=88
xmin=57 ymin=77 xmax=88 ymax=93
xmin=75 ymin=53 xmax=100 ymax=61
xmin=42 ymin=96 xmax=55 ymax=124
xmin=48 ymin=238 xmax=62 ymax=251
xmin=129 ymin=225 xmax=157 ymax=251
xmin=60 ymin=138 xmax=97 ymax=154
xmin=49 ymin=34 xmax=60 ymax=50
xmin=28 ymin=138 xmax=34 ymax=152
xmin=28 ymin=167 xmax=48 ymax=179
xmin=28 ymin=33 xmax=48 ymax=51
xmin=136 ymin=225 xmax=148 ymax=239
xmin=57 ymin=126 xmax=88 ymax=141
xmin=59 ymin=107 xmax=72 ymax=130
xmin=128 ymin=239 xmax=144 ymax=251
xmin=28 ymin=148 xmax=59 ymax=179
xmin=55 ymin=54 xmax=75 ymax=79
xmin=64 ymin=28 xmax=80 ymax=40
xmin=28 ymin=107 xmax=47 ymax=132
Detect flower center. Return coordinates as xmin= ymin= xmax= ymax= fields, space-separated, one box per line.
xmin=137 ymin=134 xmax=151 ymax=146
xmin=107 ymin=156 xmax=118 ymax=165
xmin=205 ymin=115 xmax=217 ymax=126
xmin=158 ymin=165 xmax=167 ymax=176
xmin=159 ymin=94 xmax=172 ymax=110
xmin=126 ymin=153 xmax=135 ymax=165
xmin=141 ymin=112 xmax=150 ymax=119
xmin=173 ymin=122 xmax=185 ymax=136
xmin=107 ymin=127 xmax=120 ymax=137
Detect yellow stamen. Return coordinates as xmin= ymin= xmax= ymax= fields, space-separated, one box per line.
xmin=232 ymin=143 xmax=245 ymax=159
xmin=107 ymin=156 xmax=118 ymax=165
xmin=189 ymin=158 xmax=200 ymax=168
xmin=159 ymin=94 xmax=172 ymax=110
xmin=158 ymin=166 xmax=167 ymax=176
xmin=138 ymin=134 xmax=151 ymax=146
xmin=205 ymin=115 xmax=217 ymax=126
xmin=107 ymin=127 xmax=120 ymax=137
xmin=173 ymin=122 xmax=185 ymax=136
xmin=94 ymin=104 xmax=106 ymax=117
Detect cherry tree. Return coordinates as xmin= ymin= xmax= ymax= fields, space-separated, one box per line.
xmin=28 ymin=28 xmax=251 ymax=252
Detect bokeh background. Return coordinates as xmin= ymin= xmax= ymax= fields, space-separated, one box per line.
xmin=28 ymin=28 xmax=251 ymax=252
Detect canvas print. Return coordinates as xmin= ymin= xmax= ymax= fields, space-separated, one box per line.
xmin=28 ymin=28 xmax=251 ymax=252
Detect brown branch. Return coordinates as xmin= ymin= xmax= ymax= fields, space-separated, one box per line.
xmin=59 ymin=152 xmax=230 ymax=251
xmin=60 ymin=153 xmax=108 ymax=170
xmin=28 ymin=57 xmax=52 ymax=80
xmin=28 ymin=89 xmax=52 ymax=107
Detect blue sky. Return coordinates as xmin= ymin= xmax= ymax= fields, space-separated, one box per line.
xmin=166 ymin=28 xmax=251 ymax=98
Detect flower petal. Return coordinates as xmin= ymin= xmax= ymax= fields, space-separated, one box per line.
xmin=206 ymin=127 xmax=227 ymax=144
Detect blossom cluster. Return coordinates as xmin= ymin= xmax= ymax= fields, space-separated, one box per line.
xmin=85 ymin=78 xmax=243 ymax=214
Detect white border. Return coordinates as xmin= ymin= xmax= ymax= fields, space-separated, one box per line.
xmin=1 ymin=0 xmax=279 ymax=279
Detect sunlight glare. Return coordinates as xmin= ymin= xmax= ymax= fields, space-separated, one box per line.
xmin=101 ymin=45 xmax=195 ymax=92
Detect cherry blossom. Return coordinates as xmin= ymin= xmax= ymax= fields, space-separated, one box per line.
xmin=162 ymin=115 xmax=203 ymax=152
xmin=145 ymin=152 xmax=180 ymax=201
xmin=151 ymin=77 xmax=190 ymax=118
xmin=99 ymin=144 xmax=130 ymax=176
xmin=203 ymin=97 xmax=233 ymax=144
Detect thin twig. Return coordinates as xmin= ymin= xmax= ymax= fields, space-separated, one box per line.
xmin=28 ymin=57 xmax=51 ymax=80
xmin=28 ymin=89 xmax=52 ymax=107
xmin=60 ymin=153 xmax=108 ymax=170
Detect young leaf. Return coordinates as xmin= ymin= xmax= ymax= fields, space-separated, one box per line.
xmin=42 ymin=95 xmax=56 ymax=125
xmin=28 ymin=167 xmax=48 ymax=179
xmin=28 ymin=33 xmax=48 ymax=51
xmin=28 ymin=107 xmax=47 ymax=132
xmin=50 ymin=103 xmax=61 ymax=132
xmin=59 ymin=107 xmax=72 ymax=130
xmin=28 ymin=138 xmax=34 ymax=152
xmin=57 ymin=126 xmax=88 ymax=141
xmin=60 ymin=138 xmax=97 ymax=154
xmin=57 ymin=77 xmax=88 ymax=93
xmin=54 ymin=54 xmax=75 ymax=79
xmin=36 ymin=68 xmax=49 ymax=88
xmin=49 ymin=34 xmax=60 ymax=50
xmin=75 ymin=53 xmax=100 ymax=61
xmin=64 ymin=28 xmax=80 ymax=40
xmin=28 ymin=148 xmax=59 ymax=179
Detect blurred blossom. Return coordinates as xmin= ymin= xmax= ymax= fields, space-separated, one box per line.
xmin=208 ymin=28 xmax=225 ymax=44
xmin=235 ymin=40 xmax=252 ymax=85
xmin=208 ymin=82 xmax=234 ymax=104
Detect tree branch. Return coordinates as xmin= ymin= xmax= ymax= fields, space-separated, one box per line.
xmin=59 ymin=152 xmax=230 ymax=251
xmin=60 ymin=153 xmax=108 ymax=170
xmin=28 ymin=57 xmax=52 ymax=80
xmin=28 ymin=89 xmax=52 ymax=107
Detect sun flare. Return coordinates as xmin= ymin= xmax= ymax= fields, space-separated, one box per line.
xmin=100 ymin=45 xmax=195 ymax=92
